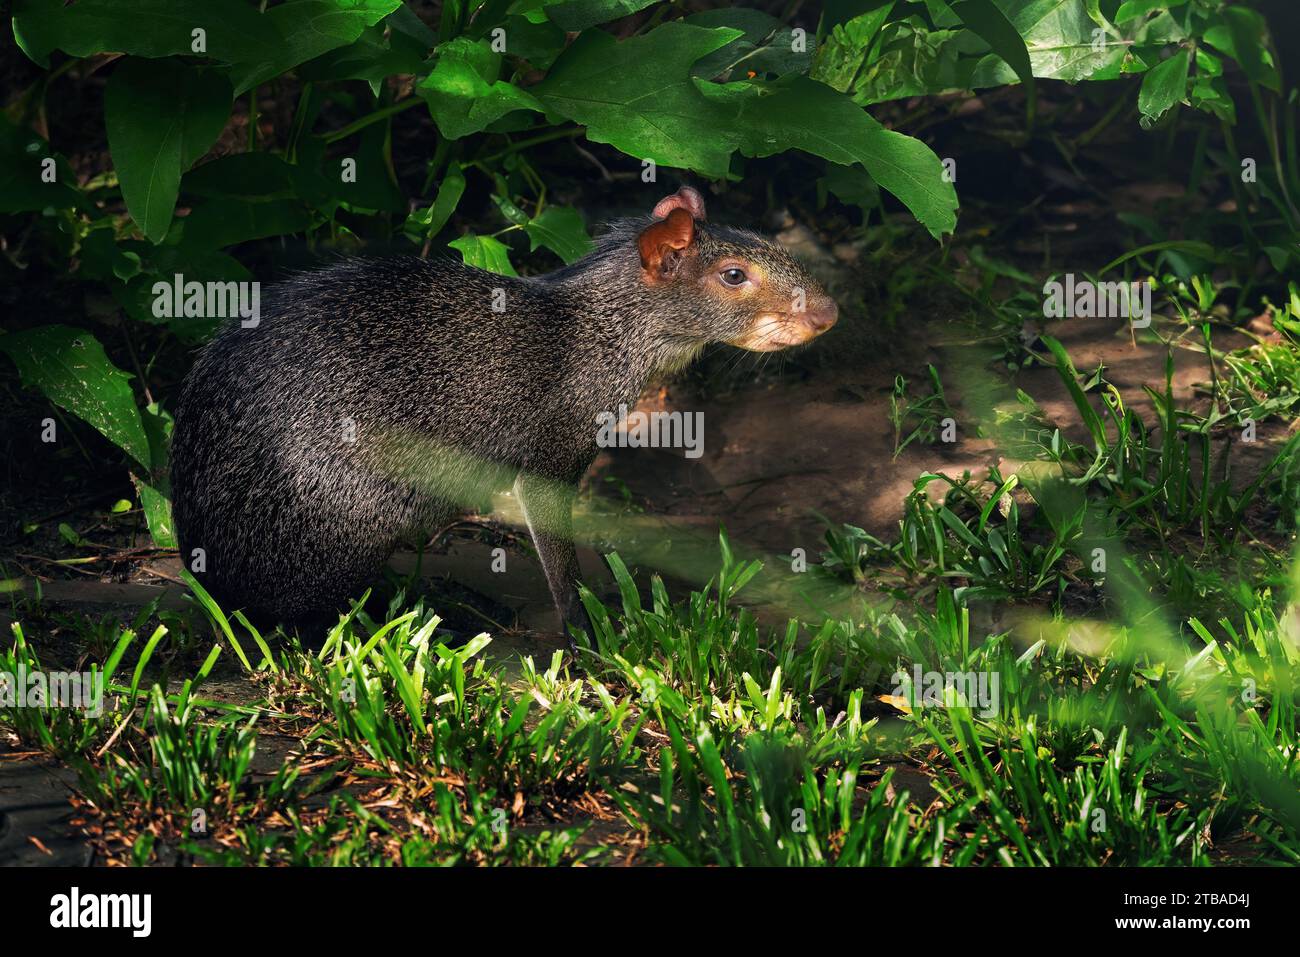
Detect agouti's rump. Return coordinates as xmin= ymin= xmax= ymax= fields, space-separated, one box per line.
xmin=170 ymin=187 xmax=838 ymax=636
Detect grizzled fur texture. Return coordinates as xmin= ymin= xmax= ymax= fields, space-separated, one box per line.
xmin=171 ymin=194 xmax=836 ymax=634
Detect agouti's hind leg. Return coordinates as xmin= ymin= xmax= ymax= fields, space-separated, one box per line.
xmin=247 ymin=490 xmax=407 ymax=625
xmin=513 ymin=471 xmax=592 ymax=650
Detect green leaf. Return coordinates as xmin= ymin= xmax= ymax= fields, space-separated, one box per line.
xmin=810 ymin=4 xmax=902 ymax=98
xmin=449 ymin=234 xmax=519 ymax=276
xmin=404 ymin=162 xmax=466 ymax=243
xmin=492 ymin=193 xmax=531 ymax=226
xmin=1040 ymin=335 xmax=1106 ymax=448
xmin=545 ymin=0 xmax=659 ymax=31
xmin=111 ymin=247 xmax=252 ymax=341
xmin=134 ymin=403 xmax=176 ymax=548
xmin=417 ymin=37 xmax=544 ymax=140
xmin=1188 ymin=74 xmax=1235 ymax=124
xmin=330 ymin=120 xmax=406 ymax=213
xmin=388 ymin=1 xmax=436 ymax=44
xmin=79 ymin=230 xmax=142 ymax=282
xmin=687 ymin=8 xmax=813 ymax=80
xmin=1097 ymin=239 xmax=1215 ymax=276
xmin=821 ymin=0 xmax=1166 ymax=106
xmin=948 ymin=0 xmax=1034 ymax=102
xmin=1115 ymin=0 xmax=1187 ymax=24
xmin=0 ymin=325 xmax=151 ymax=470
xmin=1203 ymin=7 xmax=1280 ymax=92
xmin=135 ymin=474 xmax=174 ymax=546
xmin=182 ymin=152 xmax=302 ymax=202
xmin=524 ymin=206 xmax=593 ymax=264
xmin=533 ymin=23 xmax=744 ymax=178
xmin=1137 ymin=47 xmax=1189 ymax=125
xmin=497 ymin=15 xmax=568 ymax=71
xmin=542 ymin=24 xmax=957 ymax=234
xmin=105 ymin=58 xmax=232 ymax=244
xmin=991 ymin=0 xmax=1129 ymax=84
xmin=296 ymin=21 xmax=430 ymax=91
xmin=229 ymin=0 xmax=403 ymax=95
xmin=0 ymin=117 xmax=80 ymax=213
xmin=180 ymin=570 xmax=250 ymax=672
xmin=12 ymin=0 xmax=280 ymax=67
xmin=701 ymin=76 xmax=958 ymax=238
xmin=820 ymin=161 xmax=880 ymax=210
xmin=179 ymin=198 xmax=312 ymax=249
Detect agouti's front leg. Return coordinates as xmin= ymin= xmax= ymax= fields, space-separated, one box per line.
xmin=513 ymin=471 xmax=593 ymax=651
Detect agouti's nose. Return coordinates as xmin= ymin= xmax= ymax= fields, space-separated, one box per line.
xmin=802 ymin=300 xmax=838 ymax=333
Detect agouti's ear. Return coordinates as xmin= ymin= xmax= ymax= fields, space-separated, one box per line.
xmin=638 ymin=207 xmax=696 ymax=283
xmin=652 ymin=187 xmax=707 ymax=222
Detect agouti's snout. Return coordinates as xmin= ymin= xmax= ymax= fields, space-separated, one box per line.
xmin=727 ymin=292 xmax=840 ymax=352
xmin=802 ymin=299 xmax=839 ymax=334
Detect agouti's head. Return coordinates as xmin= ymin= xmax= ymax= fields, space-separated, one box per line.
xmin=636 ymin=187 xmax=838 ymax=352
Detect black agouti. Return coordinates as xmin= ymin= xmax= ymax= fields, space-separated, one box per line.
xmin=170 ymin=187 xmax=838 ymax=640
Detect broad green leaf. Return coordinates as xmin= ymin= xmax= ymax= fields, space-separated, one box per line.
xmin=178 ymin=198 xmax=312 ymax=249
xmin=297 ymin=21 xmax=430 ymax=92
xmin=989 ymin=0 xmax=1128 ymax=83
xmin=539 ymin=23 xmax=956 ymax=235
xmin=1194 ymin=47 xmax=1223 ymax=78
xmin=533 ymin=23 xmax=744 ymax=178
xmin=1203 ymin=7 xmax=1280 ymax=92
xmin=820 ymin=161 xmax=881 ymax=210
xmin=289 ymin=134 xmax=350 ymax=210
xmin=388 ymin=1 xmax=436 ymax=44
xmin=1115 ymin=0 xmax=1187 ymax=23
xmin=687 ymin=9 xmax=813 ymax=80
xmin=1188 ymin=74 xmax=1235 ymax=125
xmin=545 ymin=0 xmax=659 ymax=32
xmin=176 ymin=134 xmax=383 ymax=246
xmin=417 ymin=37 xmax=543 ymax=140
xmin=822 ymin=0 xmax=894 ymax=30
xmin=461 ymin=0 xmax=516 ymax=36
xmin=330 ymin=121 xmax=406 ymax=213
xmin=507 ymin=0 xmax=565 ymax=25
xmin=524 ymin=206 xmax=593 ymax=264
xmin=229 ymin=0 xmax=403 ymax=95
xmin=12 ymin=0 xmax=280 ymax=67
xmin=811 ymin=3 xmax=899 ymax=95
xmin=1137 ymin=48 xmax=1189 ymax=125
xmin=497 ymin=15 xmax=568 ymax=70
xmin=821 ymin=0 xmax=1177 ymax=106
xmin=182 ymin=153 xmax=302 ymax=202
xmin=861 ymin=24 xmax=978 ymax=105
xmin=112 ymin=247 xmax=251 ymax=342
xmin=0 ymin=117 xmax=80 ymax=213
xmin=700 ymin=76 xmax=958 ymax=238
xmin=1132 ymin=10 xmax=1190 ymax=45
xmin=0 ymin=325 xmax=151 ymax=470
xmin=947 ymin=0 xmax=1034 ymax=101
xmin=78 ymin=229 xmax=142 ymax=282
xmin=105 ymin=58 xmax=232 ymax=244
xmin=449 ymin=234 xmax=519 ymax=275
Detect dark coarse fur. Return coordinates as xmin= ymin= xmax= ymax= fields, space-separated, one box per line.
xmin=171 ymin=212 xmax=832 ymax=626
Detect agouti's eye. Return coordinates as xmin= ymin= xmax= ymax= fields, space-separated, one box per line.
xmin=720 ymin=268 xmax=748 ymax=287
